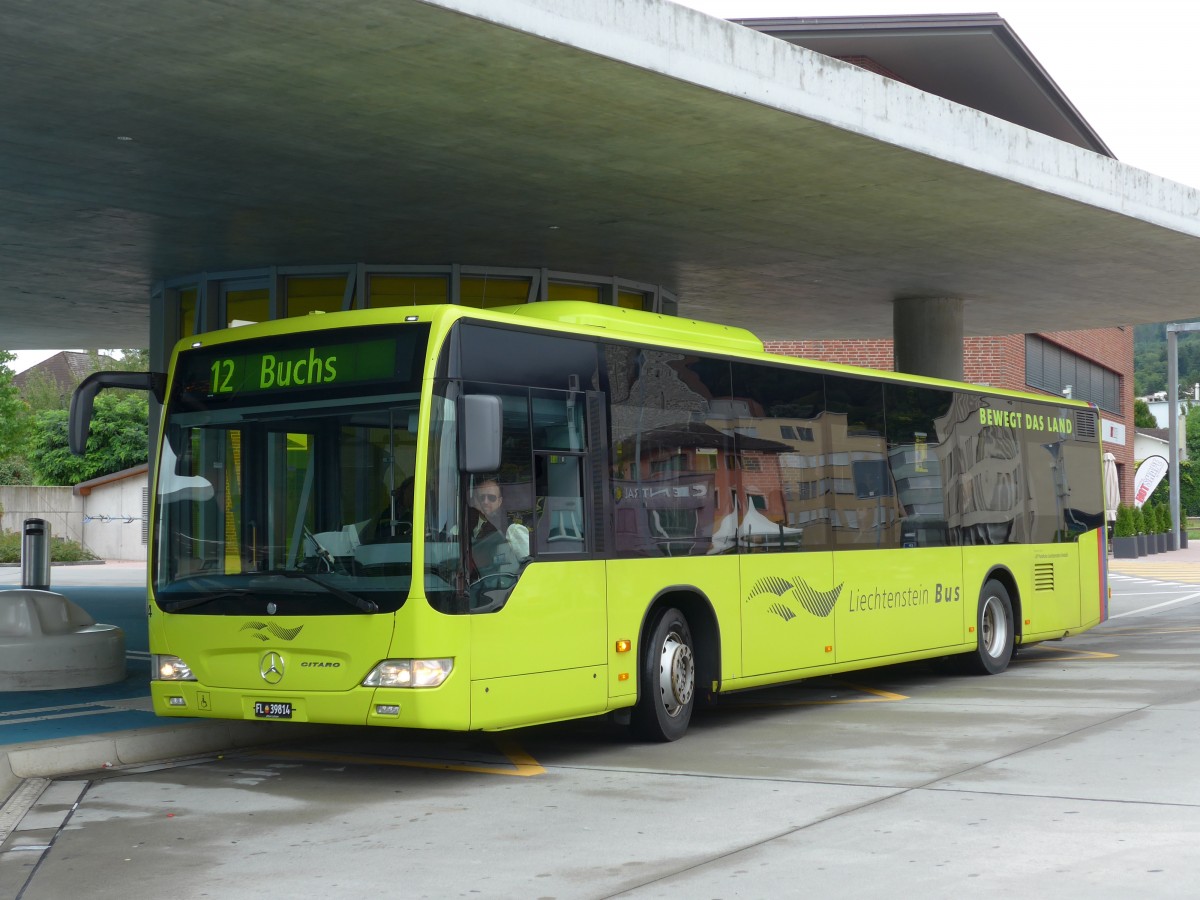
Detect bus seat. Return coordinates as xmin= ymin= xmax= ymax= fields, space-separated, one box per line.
xmin=536 ymin=496 xmax=584 ymax=553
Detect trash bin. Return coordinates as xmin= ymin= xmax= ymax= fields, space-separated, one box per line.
xmin=21 ymin=518 xmax=51 ymax=590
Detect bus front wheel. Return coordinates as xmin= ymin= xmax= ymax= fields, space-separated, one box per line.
xmin=631 ymin=608 xmax=695 ymax=742
xmin=967 ymin=579 xmax=1015 ymax=675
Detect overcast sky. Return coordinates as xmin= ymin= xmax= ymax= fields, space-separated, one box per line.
xmin=11 ymin=1 xmax=1196 ymax=373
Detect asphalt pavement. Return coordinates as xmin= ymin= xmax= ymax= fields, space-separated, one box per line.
xmin=0 ymin=544 xmax=1196 ymax=800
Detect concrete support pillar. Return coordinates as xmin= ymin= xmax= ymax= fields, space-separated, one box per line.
xmin=893 ymin=296 xmax=964 ymax=381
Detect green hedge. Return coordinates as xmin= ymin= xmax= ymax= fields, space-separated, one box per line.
xmin=1146 ymin=460 xmax=1200 ymax=517
xmin=0 ymin=531 xmax=98 ymax=564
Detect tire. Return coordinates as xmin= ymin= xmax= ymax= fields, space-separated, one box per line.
xmin=966 ymin=579 xmax=1015 ymax=675
xmin=630 ymin=608 xmax=695 ymax=742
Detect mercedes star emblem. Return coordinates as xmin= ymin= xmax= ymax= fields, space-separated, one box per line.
xmin=260 ymin=651 xmax=285 ymax=684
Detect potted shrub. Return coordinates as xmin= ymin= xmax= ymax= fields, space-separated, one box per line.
xmin=1161 ymin=505 xmax=1176 ymax=552
xmin=1112 ymin=504 xmax=1138 ymax=559
xmin=1133 ymin=506 xmax=1151 ymax=555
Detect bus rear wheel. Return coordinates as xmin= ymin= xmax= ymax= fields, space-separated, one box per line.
xmin=631 ymin=608 xmax=695 ymax=742
xmin=967 ymin=579 xmax=1015 ymax=675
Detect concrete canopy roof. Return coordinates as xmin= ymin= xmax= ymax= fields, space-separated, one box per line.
xmin=2 ymin=0 xmax=1199 ymax=350
xmin=738 ymin=13 xmax=1113 ymax=157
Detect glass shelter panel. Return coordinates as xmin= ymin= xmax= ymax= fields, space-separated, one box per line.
xmin=178 ymin=288 xmax=198 ymax=340
xmin=460 ymin=276 xmax=530 ymax=310
xmin=369 ymin=275 xmax=450 ymax=308
xmin=224 ymin=286 xmax=270 ymax=329
xmin=286 ymin=276 xmax=346 ymax=318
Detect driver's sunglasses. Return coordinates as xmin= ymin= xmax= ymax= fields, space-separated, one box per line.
xmin=475 ymin=492 xmax=500 ymax=503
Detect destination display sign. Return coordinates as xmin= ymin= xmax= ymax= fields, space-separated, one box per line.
xmin=175 ymin=326 xmax=425 ymax=403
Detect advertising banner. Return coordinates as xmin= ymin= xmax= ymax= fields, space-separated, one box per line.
xmin=1133 ymin=455 xmax=1168 ymax=507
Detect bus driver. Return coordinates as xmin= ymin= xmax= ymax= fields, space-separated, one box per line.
xmin=467 ymin=476 xmax=530 ymax=574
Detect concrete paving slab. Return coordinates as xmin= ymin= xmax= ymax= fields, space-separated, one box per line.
xmin=617 ymin=789 xmax=1200 ymax=899
xmin=934 ymin=707 xmax=1200 ymax=806
xmin=27 ymin=759 xmax=900 ymax=900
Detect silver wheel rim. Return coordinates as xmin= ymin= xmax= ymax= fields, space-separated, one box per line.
xmin=657 ymin=630 xmax=694 ymax=718
xmin=981 ymin=595 xmax=1008 ymax=659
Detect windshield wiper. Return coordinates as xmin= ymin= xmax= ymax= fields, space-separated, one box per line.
xmin=159 ymin=589 xmax=252 ymax=613
xmin=279 ymin=570 xmax=379 ymax=613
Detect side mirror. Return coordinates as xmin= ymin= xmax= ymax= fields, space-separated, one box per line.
xmin=69 ymin=371 xmax=166 ymax=456
xmin=459 ymin=394 xmax=502 ymax=473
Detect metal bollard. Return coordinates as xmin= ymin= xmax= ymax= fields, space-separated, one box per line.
xmin=21 ymin=518 xmax=51 ymax=590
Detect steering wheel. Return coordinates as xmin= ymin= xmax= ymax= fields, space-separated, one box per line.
xmin=468 ymin=571 xmax=518 ymax=612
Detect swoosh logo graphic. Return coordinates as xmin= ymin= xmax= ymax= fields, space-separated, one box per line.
xmin=240 ymin=621 xmax=305 ymax=642
xmin=748 ymin=577 xmax=843 ymax=620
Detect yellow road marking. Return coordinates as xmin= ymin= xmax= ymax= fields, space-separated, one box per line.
xmin=1016 ymin=645 xmax=1117 ymax=662
xmin=259 ymin=735 xmax=545 ymax=777
xmin=721 ymin=679 xmax=908 ymax=709
xmin=1110 ymin=562 xmax=1200 ymax=584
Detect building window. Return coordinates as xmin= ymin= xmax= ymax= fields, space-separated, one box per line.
xmin=780 ymin=425 xmax=814 ymax=441
xmin=286 ymin=276 xmax=346 ymax=318
xmin=1025 ymin=335 xmax=1120 ymax=413
xmin=460 ymin=275 xmax=532 ymax=309
xmin=368 ymin=275 xmax=449 ymax=307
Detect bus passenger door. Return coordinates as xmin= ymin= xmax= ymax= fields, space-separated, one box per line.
xmin=466 ymin=387 xmax=609 ymax=729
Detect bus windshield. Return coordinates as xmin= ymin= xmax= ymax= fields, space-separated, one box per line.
xmin=154 ymin=325 xmax=429 ymax=615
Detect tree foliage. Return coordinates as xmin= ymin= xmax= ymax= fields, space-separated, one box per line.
xmin=1134 ymin=321 xmax=1200 ymax=399
xmin=21 ymin=368 xmax=71 ymax=414
xmin=1145 ymin=460 xmax=1200 ymax=521
xmin=1184 ymin=406 xmax=1200 ymax=463
xmin=25 ymin=392 xmax=149 ymax=485
xmin=1133 ymin=398 xmax=1158 ymax=429
xmin=0 ymin=349 xmax=150 ymax=486
xmin=0 ymin=351 xmax=32 ymax=458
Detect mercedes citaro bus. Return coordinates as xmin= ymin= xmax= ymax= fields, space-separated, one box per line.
xmin=71 ymin=301 xmax=1107 ymax=741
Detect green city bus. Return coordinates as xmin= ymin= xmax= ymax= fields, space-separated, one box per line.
xmin=72 ymin=301 xmax=1109 ymax=741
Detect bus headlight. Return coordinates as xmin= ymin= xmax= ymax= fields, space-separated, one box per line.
xmin=362 ymin=658 xmax=453 ymax=688
xmin=152 ymin=654 xmax=196 ymax=681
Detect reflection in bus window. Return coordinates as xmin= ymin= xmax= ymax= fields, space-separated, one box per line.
xmin=606 ymin=347 xmax=733 ymax=557
xmin=885 ymin=384 xmax=952 ymax=548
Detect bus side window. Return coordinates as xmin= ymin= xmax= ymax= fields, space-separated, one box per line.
xmin=530 ymin=388 xmax=589 ymax=556
xmin=534 ymin=454 xmax=586 ymax=555
xmin=606 ymin=346 xmax=733 ymax=558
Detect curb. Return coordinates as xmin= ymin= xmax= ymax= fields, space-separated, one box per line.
xmin=0 ymin=561 xmax=108 ymax=568
xmin=0 ymin=721 xmax=334 ymax=802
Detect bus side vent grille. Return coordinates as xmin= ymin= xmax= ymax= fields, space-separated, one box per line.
xmin=1033 ymin=563 xmax=1055 ymax=592
xmin=1074 ymin=410 xmax=1097 ymax=440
